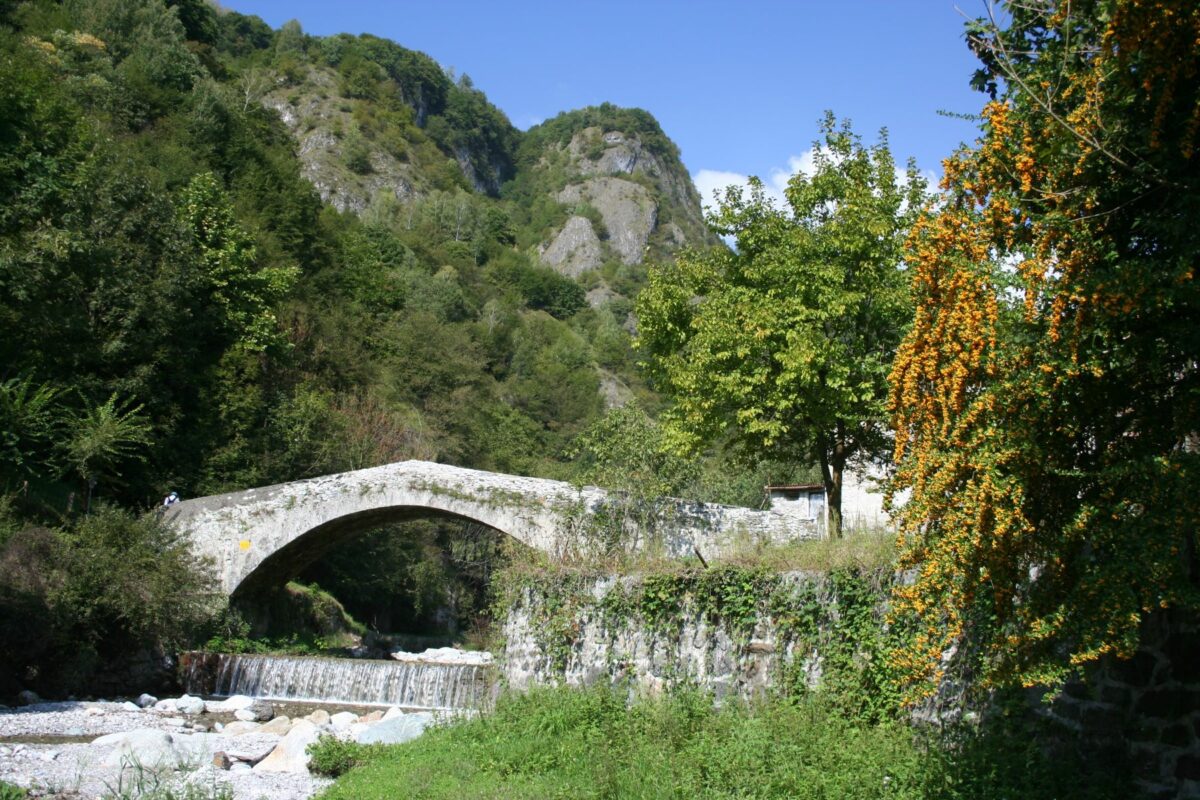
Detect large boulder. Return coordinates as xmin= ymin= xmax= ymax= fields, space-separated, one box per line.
xmin=96 ymin=729 xmax=178 ymax=769
xmin=390 ymin=648 xmax=494 ymax=665
xmin=354 ymin=712 xmax=434 ymax=745
xmin=253 ymin=719 xmax=320 ymax=774
xmin=95 ymin=729 xmax=217 ymax=770
xmin=205 ymin=695 xmax=254 ymax=713
xmin=259 ymin=715 xmax=293 ymax=735
xmin=220 ymin=721 xmax=262 ymax=737
xmin=174 ymin=695 xmax=205 ymax=716
xmin=329 ymin=711 xmax=358 ymax=730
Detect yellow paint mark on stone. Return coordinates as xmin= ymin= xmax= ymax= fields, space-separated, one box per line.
xmin=239 ymin=539 xmax=251 ymax=551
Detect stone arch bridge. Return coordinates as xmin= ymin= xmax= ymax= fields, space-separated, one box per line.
xmin=168 ymin=461 xmax=818 ymax=597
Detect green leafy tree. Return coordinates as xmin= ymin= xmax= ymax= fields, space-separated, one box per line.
xmin=179 ymin=172 xmax=299 ymax=352
xmin=637 ymin=116 xmax=926 ymax=535
xmin=61 ymin=393 xmax=152 ymax=509
xmin=0 ymin=376 xmax=63 ymax=486
xmin=570 ymin=403 xmax=698 ymax=500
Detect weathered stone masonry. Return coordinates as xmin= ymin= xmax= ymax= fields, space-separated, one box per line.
xmin=168 ymin=460 xmax=819 ymax=597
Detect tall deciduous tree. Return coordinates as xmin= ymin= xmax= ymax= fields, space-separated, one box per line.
xmin=637 ymin=116 xmax=926 ymax=536
xmin=179 ymin=172 xmax=298 ymax=353
xmin=888 ymin=0 xmax=1200 ymax=695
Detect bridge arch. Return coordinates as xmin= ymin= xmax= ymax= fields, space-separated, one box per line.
xmin=168 ymin=461 xmax=816 ymax=597
xmin=168 ymin=462 xmax=580 ymax=597
xmin=227 ymin=505 xmax=516 ymax=600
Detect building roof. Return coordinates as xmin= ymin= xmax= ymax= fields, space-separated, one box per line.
xmin=765 ymin=483 xmax=825 ymax=493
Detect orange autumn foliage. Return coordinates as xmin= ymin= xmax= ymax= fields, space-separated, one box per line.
xmin=887 ymin=0 xmax=1200 ymax=697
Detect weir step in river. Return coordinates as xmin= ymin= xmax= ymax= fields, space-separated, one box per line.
xmin=181 ymin=652 xmax=495 ymax=710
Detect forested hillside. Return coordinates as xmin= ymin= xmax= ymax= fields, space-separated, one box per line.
xmin=0 ymin=0 xmax=817 ymax=687
xmin=0 ymin=0 xmax=736 ymax=514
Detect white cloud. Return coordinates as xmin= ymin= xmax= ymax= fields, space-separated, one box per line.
xmin=693 ymin=148 xmax=937 ymax=218
xmin=691 ymin=147 xmax=827 ymax=216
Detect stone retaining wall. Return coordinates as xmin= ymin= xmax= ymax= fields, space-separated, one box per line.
xmin=499 ymin=570 xmax=1200 ymax=799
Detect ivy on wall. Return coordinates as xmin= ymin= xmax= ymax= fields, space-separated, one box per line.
xmin=495 ymin=564 xmax=904 ymax=722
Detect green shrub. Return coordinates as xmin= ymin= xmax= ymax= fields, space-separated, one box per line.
xmin=308 ymin=735 xmax=385 ymax=777
xmin=0 ymin=781 xmax=27 ymax=800
xmin=0 ymin=506 xmax=219 ymax=695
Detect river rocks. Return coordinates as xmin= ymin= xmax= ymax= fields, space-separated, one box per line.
xmin=306 ymin=709 xmax=330 ymax=726
xmin=329 ymin=711 xmax=357 ymax=730
xmin=1 ymin=704 xmax=331 ymax=799
xmin=358 ymin=710 xmax=384 ymax=723
xmin=391 ymin=647 xmax=495 ymax=665
xmin=382 ymin=705 xmax=405 ymax=722
xmin=175 ymin=694 xmax=206 ymax=715
xmin=136 ymin=693 xmax=158 ymax=708
xmin=206 ymin=694 xmax=255 ymax=713
xmin=355 ymin=712 xmax=433 ymax=745
xmin=253 ymin=719 xmax=319 ymax=774
xmin=212 ymin=750 xmax=232 ymax=770
xmin=221 ymin=720 xmax=262 ymax=736
xmin=225 ymin=738 xmax=278 ymax=766
xmin=17 ymin=690 xmax=41 ymax=706
xmin=95 ymin=728 xmax=180 ymax=768
xmin=260 ymin=715 xmax=293 ymax=735
xmin=234 ymin=700 xmax=274 ymax=722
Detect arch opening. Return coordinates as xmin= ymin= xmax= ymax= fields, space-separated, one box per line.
xmin=228 ymin=505 xmax=520 ymax=652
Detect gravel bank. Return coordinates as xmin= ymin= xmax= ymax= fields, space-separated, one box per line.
xmin=0 ymin=701 xmax=331 ymax=800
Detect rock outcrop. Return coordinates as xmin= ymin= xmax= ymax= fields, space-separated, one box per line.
xmin=566 ymin=127 xmax=705 ymax=238
xmin=530 ymin=119 xmax=713 ymax=285
xmin=261 ymin=68 xmax=418 ymax=215
xmin=539 ymin=215 xmax=603 ymax=276
xmin=559 ymin=178 xmax=656 ymax=266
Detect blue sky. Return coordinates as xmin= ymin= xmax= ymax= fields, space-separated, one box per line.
xmin=225 ymin=1 xmax=987 ymax=205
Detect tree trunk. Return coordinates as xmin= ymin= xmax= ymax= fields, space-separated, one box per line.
xmin=820 ymin=426 xmax=848 ymax=539
xmin=828 ymin=459 xmax=843 ymax=539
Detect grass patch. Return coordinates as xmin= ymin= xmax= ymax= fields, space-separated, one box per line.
xmin=718 ymin=526 xmax=898 ymax=573
xmin=500 ymin=526 xmax=897 ymax=585
xmin=315 ymin=685 xmax=1131 ymax=800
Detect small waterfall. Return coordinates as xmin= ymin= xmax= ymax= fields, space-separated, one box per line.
xmin=191 ymin=653 xmax=493 ymax=710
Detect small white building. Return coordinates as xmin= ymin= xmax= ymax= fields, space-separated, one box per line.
xmin=765 ymin=483 xmax=828 ymax=532
xmin=766 ymin=469 xmax=893 ymax=535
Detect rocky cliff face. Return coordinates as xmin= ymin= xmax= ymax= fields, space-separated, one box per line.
xmin=538 ymin=215 xmax=604 ymax=277
xmin=559 ymin=177 xmax=657 ymax=266
xmin=533 ymin=124 xmax=712 ymax=282
xmin=261 ymin=67 xmax=420 ymax=214
xmin=257 ymin=62 xmax=514 ymax=213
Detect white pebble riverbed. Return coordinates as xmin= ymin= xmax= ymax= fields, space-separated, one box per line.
xmin=0 ymin=701 xmax=331 ymax=800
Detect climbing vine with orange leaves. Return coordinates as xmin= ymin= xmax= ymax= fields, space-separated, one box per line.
xmin=888 ymin=0 xmax=1200 ymax=697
